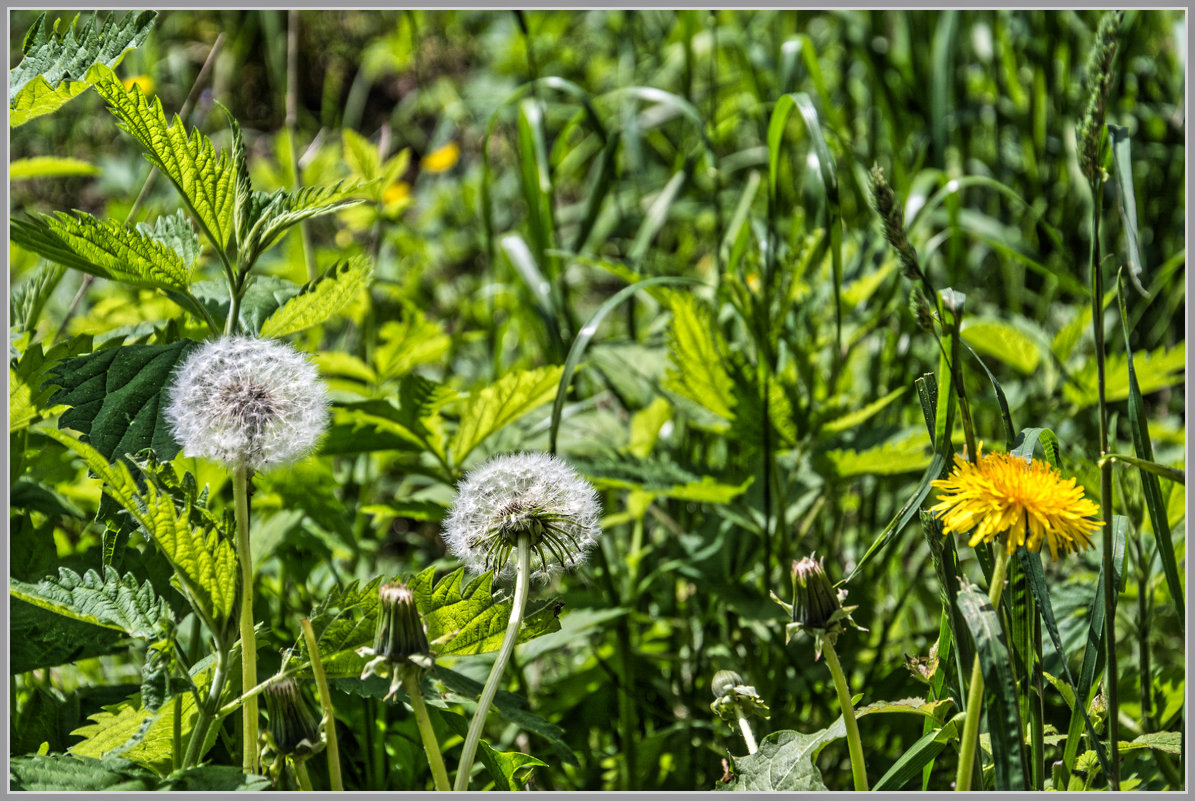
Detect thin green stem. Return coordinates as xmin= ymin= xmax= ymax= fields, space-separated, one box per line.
xmin=454 ymin=533 xmax=532 ymax=790
xmin=172 ymin=693 xmax=183 ymax=772
xmin=285 ymin=9 xmax=318 ymax=283
xmin=735 ymin=709 xmax=758 ymax=755
xmin=955 ymin=547 xmax=1010 ymax=791
xmin=183 ymin=643 xmax=228 ymax=769
xmin=300 ymin=618 xmax=344 ymax=791
xmin=234 ymin=466 xmax=259 ymax=774
xmin=400 ymin=665 xmax=451 ymax=791
xmin=293 ymin=758 xmax=313 ymax=791
xmin=823 ymin=638 xmax=867 ymax=791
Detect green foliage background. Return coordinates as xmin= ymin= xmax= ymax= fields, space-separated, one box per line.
xmin=9 ymin=9 xmax=1185 ymax=791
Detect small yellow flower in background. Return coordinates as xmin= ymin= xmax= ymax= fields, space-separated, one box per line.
xmin=422 ymin=142 xmax=460 ymax=173
xmin=930 ymin=447 xmax=1103 ymax=560
xmin=382 ymin=180 xmax=410 ymax=206
xmin=122 ymin=75 xmax=153 ymax=95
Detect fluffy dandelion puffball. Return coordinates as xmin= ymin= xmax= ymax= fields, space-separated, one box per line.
xmin=165 ymin=337 xmax=329 ymax=472
xmin=443 ymin=452 xmax=602 ymax=580
xmin=930 ymin=449 xmax=1103 ymax=559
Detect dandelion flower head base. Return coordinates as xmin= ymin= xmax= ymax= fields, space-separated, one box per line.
xmin=165 ymin=337 xmax=329 ymax=472
xmin=444 ymin=452 xmax=602 ymax=580
xmin=930 ymin=448 xmax=1103 ymax=560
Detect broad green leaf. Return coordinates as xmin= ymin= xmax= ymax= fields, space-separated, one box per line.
xmin=10 ymin=334 xmax=88 ymax=432
xmin=1063 ymin=344 xmax=1185 ymax=409
xmin=374 ymin=312 xmax=453 ymax=381
xmin=1118 ymin=731 xmax=1182 ymax=755
xmin=663 ymin=292 xmax=736 ymax=426
xmin=10 ymin=566 xmax=170 ymax=640
xmin=323 ymin=376 xmax=456 ymax=457
xmin=10 ymin=476 xmax=87 ymax=519
xmin=410 ymin=566 xmax=562 ymax=657
xmin=47 ymin=339 xmax=199 ymax=464
xmin=477 ymin=741 xmax=549 ymax=790
xmin=342 ymin=127 xmax=380 ymax=181
xmin=136 ymin=209 xmax=201 ymax=270
xmin=10 ymin=156 xmax=100 ymax=180
xmin=450 ymin=365 xmax=564 ymax=465
xmin=577 ymin=456 xmax=751 ymax=504
xmin=38 ymin=429 xmax=238 ymax=631
xmin=306 ymin=575 xmax=388 ymax=677
xmin=11 ymin=211 xmax=194 ymax=292
xmin=9 ymin=754 xmax=157 ymax=791
xmin=88 ymin=64 xmax=236 ymax=253
xmin=961 ymin=317 xmax=1046 ymax=375
xmin=626 ymin=397 xmax=673 ymax=459
xmin=819 ymin=431 xmax=932 ymax=478
xmin=957 ymin=583 xmax=1027 ymax=790
xmin=9 ymin=11 xmax=156 ymax=127
xmin=856 ymin=696 xmax=953 ymax=722
xmin=10 ymin=596 xmax=125 ymax=673
xmin=240 ymin=181 xmax=366 ymax=267
xmin=191 ymin=275 xmax=298 ymax=335
xmin=159 ymin=765 xmax=271 ymax=791
xmin=720 ymin=723 xmax=845 ymax=792
xmin=259 ymin=256 xmax=372 ymax=337
xmin=820 ymin=387 xmax=907 ymax=435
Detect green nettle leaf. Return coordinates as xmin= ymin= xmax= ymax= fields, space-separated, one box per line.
xmin=259 ymin=256 xmax=373 ymax=337
xmin=306 ymin=575 xmax=390 ymax=677
xmin=39 ymin=428 xmax=239 ymax=631
xmin=663 ymin=293 xmax=736 ymax=427
xmin=239 ymin=181 xmax=366 ymax=266
xmin=46 ymin=339 xmax=199 ymax=464
xmin=818 ymin=430 xmax=932 ymax=478
xmin=136 ymin=209 xmax=202 ymax=270
xmin=720 ymin=723 xmax=846 ymax=792
xmin=10 ymin=596 xmax=126 ymax=673
xmin=374 ymin=312 xmax=453 ymax=381
xmin=961 ymin=317 xmax=1046 ymax=376
xmin=10 ymin=754 xmax=158 ymax=791
xmin=410 ymin=566 xmax=563 ymax=657
xmin=477 ymin=741 xmax=550 ymax=790
xmin=9 ymin=10 xmax=157 ymax=127
xmin=578 ymin=456 xmax=753 ymax=504
xmin=11 ymin=211 xmax=195 ymax=292
xmin=10 ymin=335 xmax=91 ymax=431
xmin=324 ymin=376 xmax=456 ymax=457
xmin=450 ymin=364 xmax=565 ymax=465
xmin=10 ymin=566 xmax=171 ymax=640
xmin=88 ymin=64 xmax=236 ymax=253
xmin=1063 ymin=344 xmax=1185 ymax=409
xmin=819 ymin=387 xmax=907 ymax=435
xmin=191 ymin=275 xmax=299 ymax=335
xmin=10 ymin=155 xmax=101 ymax=180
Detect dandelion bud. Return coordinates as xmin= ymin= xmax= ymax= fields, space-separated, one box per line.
xmin=262 ymin=678 xmax=324 ymax=760
xmin=776 ymin=554 xmax=865 ymax=659
xmin=711 ymin=670 xmax=744 ymax=699
xmin=443 ymin=452 xmax=602 ymax=581
xmin=709 ymin=670 xmax=770 ymax=724
xmin=165 ymin=337 xmax=329 ymax=472
xmin=359 ymin=582 xmax=433 ymax=700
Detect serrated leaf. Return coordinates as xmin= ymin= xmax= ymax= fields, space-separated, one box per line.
xmin=160 ymin=765 xmax=271 ymax=791
xmin=663 ymin=293 xmax=736 ymax=426
xmin=88 ymin=63 xmax=235 ymax=253
xmin=342 ymin=128 xmax=381 ymax=181
xmin=1063 ymin=344 xmax=1185 ymax=409
xmin=46 ymin=339 xmax=198 ymax=464
xmin=477 ymin=741 xmax=549 ymax=790
xmin=720 ymin=723 xmax=845 ymax=792
xmin=11 ymin=596 xmax=126 ymax=672
xmin=259 ymin=256 xmax=372 ymax=337
xmin=191 ymin=275 xmax=299 ymax=335
xmin=9 ymin=754 xmax=158 ymax=791
xmin=9 ymin=11 xmax=156 ymax=127
xmin=1119 ymin=730 xmax=1182 ymax=755
xmin=374 ymin=312 xmax=452 ymax=381
xmin=961 ymin=317 xmax=1045 ymax=375
xmin=410 ymin=567 xmax=563 ymax=657
xmin=135 ymin=209 xmax=201 ymax=270
xmin=450 ymin=365 xmax=564 ymax=465
xmin=12 ymin=211 xmax=194 ymax=292
xmin=819 ymin=430 xmax=932 ymax=478
xmin=324 ymin=375 xmax=456 ymax=457
xmin=820 ymin=387 xmax=907 ymax=436
xmin=10 ymin=156 xmax=101 ymax=180
xmin=240 ymin=181 xmax=366 ymax=266
xmin=38 ymin=429 xmax=238 ymax=630
xmin=10 ymin=566 xmax=170 ymax=640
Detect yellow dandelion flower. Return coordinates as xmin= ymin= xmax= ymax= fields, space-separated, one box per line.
xmin=929 ymin=448 xmax=1103 ymax=560
xmin=422 ymin=142 xmax=460 ymax=173
xmin=382 ymin=180 xmax=410 ymax=206
xmin=122 ymin=75 xmax=153 ymax=95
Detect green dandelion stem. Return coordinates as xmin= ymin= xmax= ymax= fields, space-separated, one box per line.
xmin=454 ymin=532 xmax=532 ymax=790
xmin=735 ymin=706 xmax=759 ymax=755
xmin=234 ymin=466 xmax=259 ymax=775
xmin=293 ymin=758 xmax=314 ymax=791
xmin=400 ymin=664 xmax=451 ymax=792
xmin=955 ymin=546 xmax=1010 ymax=792
xmin=300 ymin=618 xmax=343 ymax=791
xmin=823 ymin=638 xmax=868 ymax=791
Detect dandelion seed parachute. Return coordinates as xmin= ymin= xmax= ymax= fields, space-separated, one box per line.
xmin=443 ymin=451 xmax=602 ymax=580
xmin=165 ymin=336 xmax=329 ymax=472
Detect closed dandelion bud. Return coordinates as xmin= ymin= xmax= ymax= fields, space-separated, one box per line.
xmin=774 ymin=554 xmax=865 ymax=660
xmin=443 ymin=452 xmax=602 ymax=582
xmin=262 ymin=678 xmax=324 ymax=760
xmin=710 ymin=670 xmax=770 ymax=724
xmin=165 ymin=337 xmax=329 ymax=472
xmin=711 ymin=670 xmax=744 ymax=699
xmin=359 ymin=582 xmax=433 ymax=700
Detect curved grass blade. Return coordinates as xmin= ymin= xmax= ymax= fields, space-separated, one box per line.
xmin=1116 ymin=270 xmax=1183 ymax=628
xmin=874 ymin=713 xmax=965 ymax=791
xmin=961 ymin=341 xmax=1014 ymax=449
xmin=1108 ymin=126 xmax=1149 ymax=297
xmin=906 ymin=175 xmax=1066 ymax=253
xmin=957 ymin=584 xmax=1027 ymax=790
xmin=548 ymin=275 xmax=701 ymax=455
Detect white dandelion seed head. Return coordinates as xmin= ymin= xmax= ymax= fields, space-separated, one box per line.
xmin=443 ymin=451 xmax=602 ymax=581
xmin=165 ymin=336 xmax=329 ymax=472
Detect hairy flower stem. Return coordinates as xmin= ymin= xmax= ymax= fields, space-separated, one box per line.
xmin=454 ymin=533 xmax=532 ymax=790
xmin=300 ymin=618 xmax=344 ymax=791
xmin=1088 ymin=178 xmax=1120 ymax=790
xmin=400 ymin=664 xmax=451 ymax=791
xmin=955 ymin=547 xmax=1010 ymax=791
xmin=822 ymin=639 xmax=867 ymax=791
xmin=235 ymin=466 xmax=259 ymax=774
xmin=736 ymin=709 xmax=759 ymax=755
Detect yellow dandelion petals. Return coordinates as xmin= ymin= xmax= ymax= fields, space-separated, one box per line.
xmin=422 ymin=142 xmax=460 ymax=173
xmin=382 ymin=181 xmax=410 ymax=206
xmin=929 ymin=449 xmax=1103 ymax=560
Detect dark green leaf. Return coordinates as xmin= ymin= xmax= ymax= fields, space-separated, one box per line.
xmin=9 ymin=754 xmax=157 ymax=791
xmin=477 ymin=741 xmax=550 ymax=790
xmin=10 ymin=596 xmax=126 ymax=673
xmin=720 ymin=724 xmax=844 ymax=791
xmin=10 ymin=566 xmax=171 ymax=640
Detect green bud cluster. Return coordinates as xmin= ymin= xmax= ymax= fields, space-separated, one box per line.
xmin=1077 ymin=11 xmax=1122 ymax=182
xmin=869 ymin=164 xmax=924 ymax=284
xmin=261 ymin=678 xmax=324 ymax=760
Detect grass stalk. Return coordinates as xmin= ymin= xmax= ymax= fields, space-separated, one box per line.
xmin=300 ymin=618 xmax=344 ymax=791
